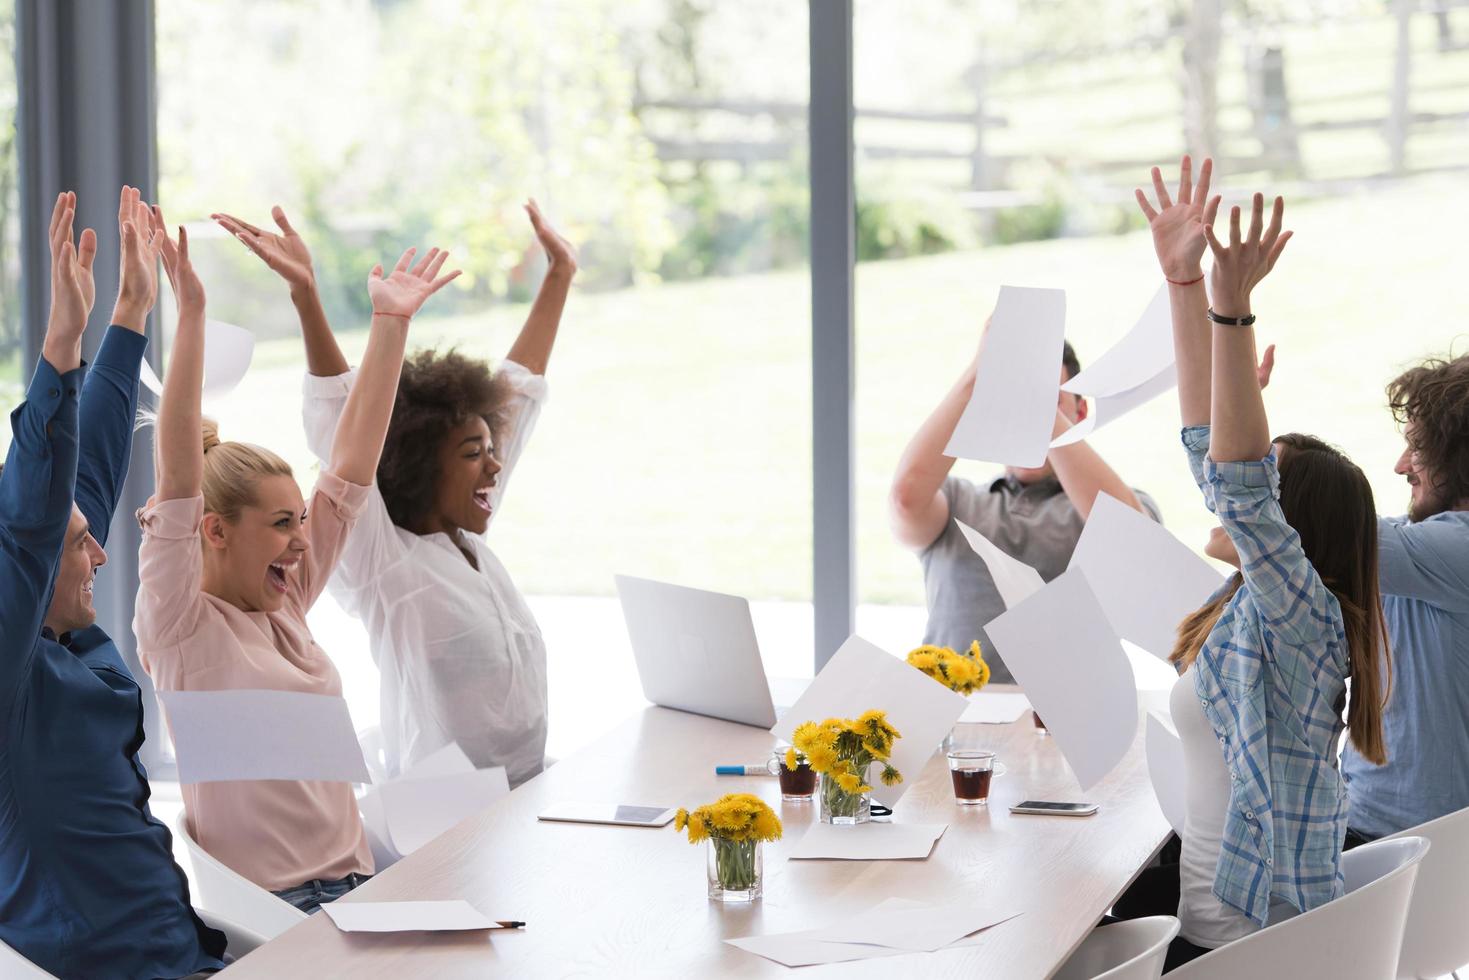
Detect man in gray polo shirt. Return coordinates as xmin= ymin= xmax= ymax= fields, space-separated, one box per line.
xmin=889 ymin=339 xmax=1160 ymax=683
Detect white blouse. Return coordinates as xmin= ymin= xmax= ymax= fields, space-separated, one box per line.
xmin=302 ymin=361 xmax=548 ymax=787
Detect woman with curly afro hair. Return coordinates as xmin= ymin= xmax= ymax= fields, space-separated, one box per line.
xmin=220 ymin=199 xmax=575 ymax=789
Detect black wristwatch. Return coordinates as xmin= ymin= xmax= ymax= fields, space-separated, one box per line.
xmin=1207 ymin=308 xmax=1257 ymax=327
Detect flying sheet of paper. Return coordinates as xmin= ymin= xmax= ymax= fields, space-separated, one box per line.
xmin=380 ymin=767 xmax=510 ymax=855
xmin=1069 ymin=492 xmax=1227 ymax=660
xmin=400 ymin=741 xmax=476 ymax=780
xmin=787 ymin=822 xmax=948 ymax=861
xmin=959 ymin=691 xmax=1032 ymax=724
xmin=806 ymin=901 xmax=1022 ymax=952
xmin=945 ymin=285 xmax=1067 ymax=468
xmin=953 ymin=519 xmax=1045 ymax=610
xmin=159 ymin=689 xmax=370 ymax=784
xmin=774 ymin=636 xmax=968 ymax=807
xmin=1062 ymin=285 xmax=1172 ymax=397
xmin=985 ymin=569 xmax=1138 ymax=790
xmin=139 ymin=319 xmax=255 ymax=401
xmin=726 ymin=898 xmax=1019 ymax=967
xmin=322 ymin=900 xmax=506 ymax=933
xmin=1050 ymin=363 xmax=1177 ymax=448
xmin=1146 ymin=710 xmax=1188 ymax=835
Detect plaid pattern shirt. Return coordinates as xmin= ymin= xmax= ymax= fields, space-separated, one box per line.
xmin=1182 ymin=426 xmax=1350 ymax=926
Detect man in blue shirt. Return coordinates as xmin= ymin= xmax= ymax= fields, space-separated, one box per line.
xmin=1343 ymin=353 xmax=1469 ymax=842
xmin=1 ymin=191 xmax=225 ymax=978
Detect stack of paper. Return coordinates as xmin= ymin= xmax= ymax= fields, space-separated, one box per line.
xmin=727 ymin=898 xmax=1023 ymax=967
xmin=322 ymin=900 xmax=512 ymax=933
xmin=787 ymin=822 xmax=948 ymax=861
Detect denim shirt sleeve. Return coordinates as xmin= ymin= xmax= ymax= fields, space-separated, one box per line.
xmin=75 ymin=327 xmax=147 ymax=548
xmin=1377 ymin=513 xmax=1469 ymax=613
xmin=1 ymin=356 xmax=86 ymax=700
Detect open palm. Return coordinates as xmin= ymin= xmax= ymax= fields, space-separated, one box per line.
xmin=368 ymin=245 xmax=461 ymax=319
xmin=213 ymin=206 xmax=315 ymax=290
xmin=525 ymin=198 xmax=577 ymax=273
xmin=1135 ymin=156 xmax=1219 ymax=281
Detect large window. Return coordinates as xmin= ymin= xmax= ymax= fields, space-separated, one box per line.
xmin=854 ymin=0 xmax=1469 ymax=645
xmin=156 ymin=0 xmax=810 ymax=753
xmin=0 ymin=0 xmax=19 ymax=458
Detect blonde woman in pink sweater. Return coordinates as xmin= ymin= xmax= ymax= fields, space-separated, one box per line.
xmin=135 ymin=210 xmax=459 ymax=913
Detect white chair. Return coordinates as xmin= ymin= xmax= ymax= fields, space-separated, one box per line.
xmin=1054 ymin=916 xmax=1181 ymax=980
xmin=1377 ymin=806 xmax=1469 ymax=980
xmin=0 ymin=908 xmax=266 ymax=979
xmin=1167 ymin=836 xmax=1430 ymax=980
xmin=174 ymin=812 xmax=308 ymax=939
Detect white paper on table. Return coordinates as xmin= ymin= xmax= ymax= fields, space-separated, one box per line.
xmin=985 ymin=569 xmax=1137 ymax=790
xmin=774 ymin=636 xmax=968 ymax=807
xmin=139 ymin=319 xmax=254 ymax=403
xmin=1050 ymin=363 xmax=1177 ymax=448
xmin=1069 ymin=492 xmax=1227 ymax=660
xmin=807 ymin=901 xmax=1022 ymax=952
xmin=1146 ymin=710 xmax=1188 ymax=835
xmin=945 ymin=285 xmax=1067 ymax=468
xmin=159 ymin=689 xmax=370 ymax=784
xmin=726 ymin=898 xmax=1021 ymax=967
xmin=379 ymin=767 xmax=510 ymax=855
xmin=1062 ymin=285 xmax=1172 ymax=397
xmin=322 ymin=900 xmax=506 ymax=933
xmin=953 ymin=519 xmax=1045 ymax=610
xmin=959 ymin=691 xmax=1032 ymax=724
xmin=787 ymin=822 xmax=947 ymax=861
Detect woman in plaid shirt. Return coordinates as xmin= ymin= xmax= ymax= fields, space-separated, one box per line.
xmin=1124 ymin=157 xmax=1391 ymax=970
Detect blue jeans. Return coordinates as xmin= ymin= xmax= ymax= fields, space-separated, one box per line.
xmin=272 ymin=872 xmax=372 ymax=915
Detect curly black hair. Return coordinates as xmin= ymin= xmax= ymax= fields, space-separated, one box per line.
xmin=377 ymin=349 xmax=514 ymax=530
xmin=1388 ymin=353 xmax=1469 ymax=513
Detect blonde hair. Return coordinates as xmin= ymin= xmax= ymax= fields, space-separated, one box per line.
xmin=201 ymin=418 xmax=293 ymax=522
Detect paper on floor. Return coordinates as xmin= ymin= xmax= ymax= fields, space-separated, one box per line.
xmin=1068 ymin=491 xmax=1226 ymax=660
xmin=1050 ymin=363 xmax=1177 ymax=448
xmin=160 ymin=689 xmax=371 ymax=784
xmin=787 ymin=822 xmax=947 ymax=861
xmin=322 ymin=900 xmax=505 ymax=933
xmin=953 ymin=519 xmax=1045 ymax=611
xmin=1062 ymin=285 xmax=1173 ymax=398
xmin=774 ymin=636 xmax=968 ymax=807
xmin=985 ymin=568 xmax=1137 ymax=790
xmin=959 ymin=690 xmax=1032 ymax=724
xmin=945 ymin=285 xmax=1067 ymax=468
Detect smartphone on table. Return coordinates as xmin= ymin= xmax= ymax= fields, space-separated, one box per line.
xmin=1009 ymin=800 xmax=1099 ymax=817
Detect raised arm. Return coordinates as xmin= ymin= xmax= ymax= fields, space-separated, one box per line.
xmin=213 ymin=205 xmax=349 ymax=377
xmin=888 ymin=350 xmax=975 ymax=550
xmin=1046 ymin=410 xmax=1147 ymax=519
xmin=327 ymin=246 xmax=460 ymax=486
xmin=75 ymin=188 xmax=157 ymax=542
xmin=504 ymin=199 xmax=577 ymax=375
xmin=154 ymin=219 xmax=208 ymax=502
xmin=1201 ymin=192 xmax=1291 ymax=463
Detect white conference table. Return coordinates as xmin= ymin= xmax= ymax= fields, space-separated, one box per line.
xmin=223 ymin=692 xmax=1170 ymax=978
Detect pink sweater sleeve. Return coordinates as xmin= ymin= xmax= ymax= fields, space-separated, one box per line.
xmin=294 ymin=470 xmax=372 ymax=611
xmin=134 ymin=495 xmax=207 ymax=674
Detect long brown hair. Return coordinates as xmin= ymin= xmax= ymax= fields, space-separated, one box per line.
xmin=1170 ymin=434 xmax=1391 ymax=764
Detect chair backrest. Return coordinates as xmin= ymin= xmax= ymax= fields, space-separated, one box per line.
xmin=1054 ymin=916 xmax=1181 ymax=980
xmin=173 ymin=812 xmax=307 ymax=940
xmin=1378 ymin=805 xmax=1469 ymax=980
xmin=1167 ymin=836 xmax=1430 ymax=980
xmin=0 ymin=937 xmax=58 ymax=979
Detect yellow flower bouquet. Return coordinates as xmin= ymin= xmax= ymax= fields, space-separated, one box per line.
xmin=790 ymin=710 xmax=902 ymax=825
xmin=906 ymin=641 xmax=990 ymax=695
xmin=674 ymin=793 xmax=782 ymax=902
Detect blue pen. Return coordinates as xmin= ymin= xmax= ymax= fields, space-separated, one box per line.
xmin=715 ymin=765 xmax=773 ymax=776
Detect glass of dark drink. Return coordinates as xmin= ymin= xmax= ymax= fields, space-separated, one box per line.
xmin=767 ymin=750 xmax=817 ymax=801
xmin=946 ymin=750 xmax=1005 ymax=806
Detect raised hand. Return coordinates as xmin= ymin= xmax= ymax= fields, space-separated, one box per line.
xmin=212 ymin=206 xmax=316 ymax=292
xmin=367 ymin=246 xmax=460 ymax=319
xmin=110 ymin=185 xmax=162 ymax=333
xmin=525 ymin=198 xmax=577 ymax=276
xmin=44 ymin=192 xmax=96 ymax=369
xmin=1257 ymin=344 xmax=1276 ymax=390
xmin=152 ymin=205 xmax=205 ymax=317
xmin=1135 ymin=155 xmax=1219 ymax=283
xmin=1201 ymin=192 xmax=1292 ymax=318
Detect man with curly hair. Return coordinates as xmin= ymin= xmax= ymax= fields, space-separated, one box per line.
xmin=1342 ymin=352 xmax=1469 ymax=843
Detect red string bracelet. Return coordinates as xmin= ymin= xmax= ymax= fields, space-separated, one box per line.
xmin=1166 ymin=274 xmax=1205 ymax=286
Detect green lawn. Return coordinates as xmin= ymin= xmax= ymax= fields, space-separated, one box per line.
xmin=7 ymin=173 xmax=1459 ymax=607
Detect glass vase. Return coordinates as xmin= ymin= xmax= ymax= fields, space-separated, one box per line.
xmin=707 ymin=837 xmax=763 ymax=902
xmin=819 ymin=772 xmax=871 ymax=825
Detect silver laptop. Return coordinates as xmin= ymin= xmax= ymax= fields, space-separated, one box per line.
xmin=614 ymin=574 xmax=778 ymax=728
